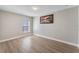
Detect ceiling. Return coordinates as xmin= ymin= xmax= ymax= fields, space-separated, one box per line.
xmin=0 ymin=5 xmax=76 ymax=17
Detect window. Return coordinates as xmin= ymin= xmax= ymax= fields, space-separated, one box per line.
xmin=23 ymin=17 xmax=30 ymax=32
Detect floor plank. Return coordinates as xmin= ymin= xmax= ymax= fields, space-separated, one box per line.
xmin=0 ymin=35 xmax=78 ymax=53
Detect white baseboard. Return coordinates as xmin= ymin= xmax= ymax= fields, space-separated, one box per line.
xmin=0 ymin=33 xmax=78 ymax=48
xmin=0 ymin=34 xmax=31 ymax=43
xmin=34 ymin=33 xmax=79 ymax=48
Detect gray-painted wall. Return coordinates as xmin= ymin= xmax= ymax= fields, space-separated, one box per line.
xmin=33 ymin=7 xmax=78 ymax=45
xmin=78 ymin=7 xmax=79 ymax=45
xmin=0 ymin=10 xmax=33 ymax=40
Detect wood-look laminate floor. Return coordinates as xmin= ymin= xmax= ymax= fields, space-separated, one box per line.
xmin=0 ymin=35 xmax=78 ymax=53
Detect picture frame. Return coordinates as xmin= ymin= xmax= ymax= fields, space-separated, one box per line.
xmin=40 ymin=14 xmax=54 ymax=24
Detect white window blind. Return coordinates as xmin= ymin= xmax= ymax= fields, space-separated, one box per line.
xmin=23 ymin=17 xmax=30 ymax=32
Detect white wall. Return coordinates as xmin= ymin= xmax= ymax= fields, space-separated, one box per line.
xmin=0 ymin=10 xmax=33 ymax=40
xmin=33 ymin=7 xmax=78 ymax=45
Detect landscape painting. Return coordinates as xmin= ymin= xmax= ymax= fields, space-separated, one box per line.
xmin=40 ymin=14 xmax=53 ymax=24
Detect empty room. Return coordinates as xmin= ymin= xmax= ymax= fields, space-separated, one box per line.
xmin=0 ymin=5 xmax=78 ymax=53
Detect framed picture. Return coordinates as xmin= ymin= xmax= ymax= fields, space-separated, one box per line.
xmin=40 ymin=14 xmax=54 ymax=24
